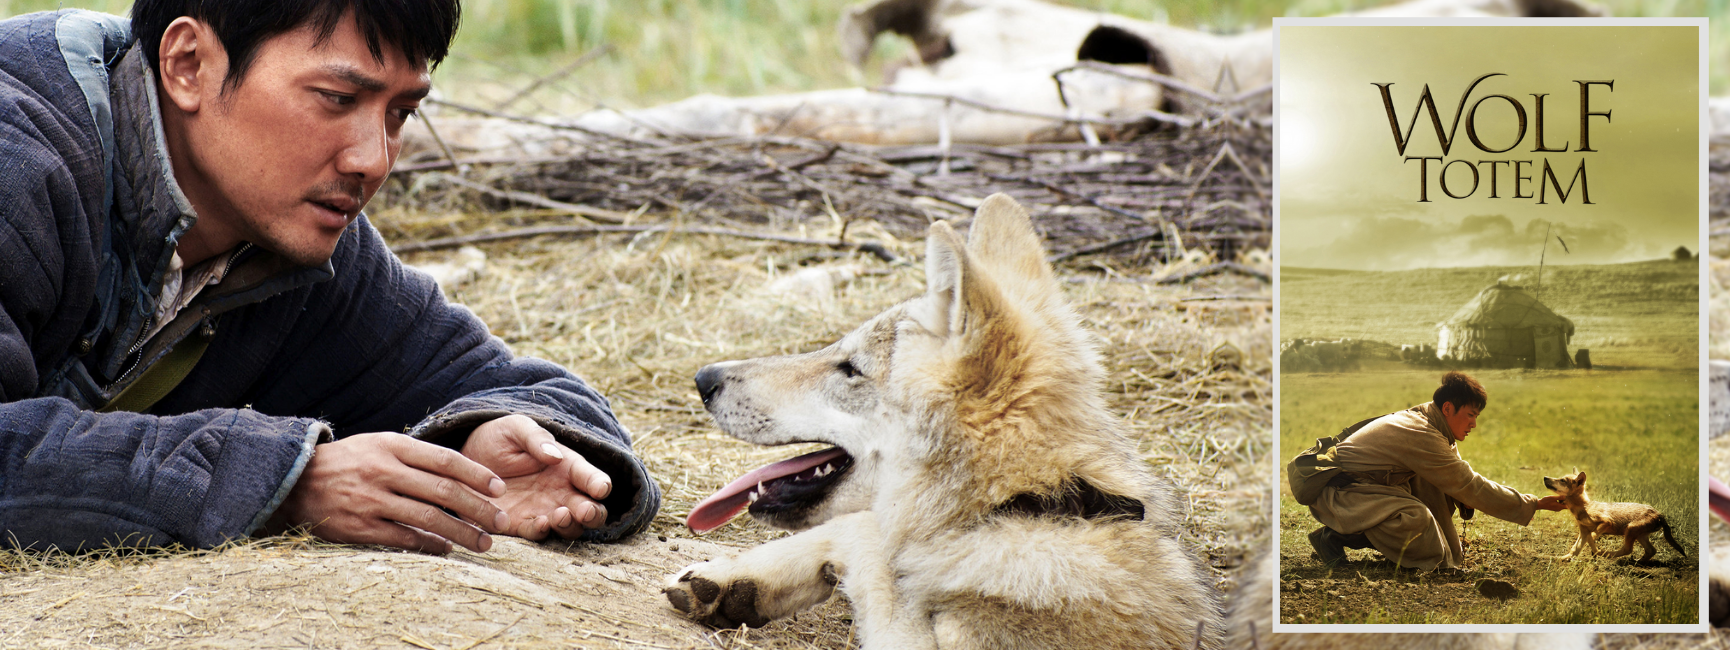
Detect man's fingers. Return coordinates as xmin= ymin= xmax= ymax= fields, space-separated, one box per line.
xmin=394 ymin=524 xmax=458 ymax=555
xmin=318 ymin=517 xmax=455 ymax=555
xmin=519 ymin=514 xmax=551 ymax=541
xmin=547 ymin=505 xmax=585 ymax=538
xmin=489 ymin=414 xmax=567 ymax=467
xmin=382 ymin=495 xmax=493 ymax=553
xmin=391 ymin=436 xmax=506 ymax=498
xmin=563 ymin=453 xmax=613 ymax=500
xmin=396 ymin=472 xmax=509 ymax=536
xmin=560 ymin=497 xmax=608 ymax=531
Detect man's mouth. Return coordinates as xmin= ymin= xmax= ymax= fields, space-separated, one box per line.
xmin=686 ymin=446 xmax=854 ymax=534
xmin=308 ymin=195 xmax=361 ymax=225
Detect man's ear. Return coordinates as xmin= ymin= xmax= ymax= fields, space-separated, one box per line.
xmin=156 ymin=17 xmax=227 ymax=113
xmin=1440 ymin=401 xmax=1456 ymax=418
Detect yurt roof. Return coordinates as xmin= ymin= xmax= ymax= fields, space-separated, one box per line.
xmin=1438 ymin=283 xmax=1575 ymax=334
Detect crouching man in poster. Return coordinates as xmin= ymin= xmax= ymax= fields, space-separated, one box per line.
xmin=1307 ymin=372 xmax=1566 ymax=570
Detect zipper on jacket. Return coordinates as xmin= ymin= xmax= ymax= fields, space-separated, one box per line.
xmin=115 ymin=242 xmax=251 ymax=383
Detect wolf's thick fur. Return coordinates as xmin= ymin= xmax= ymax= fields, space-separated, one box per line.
xmin=1543 ymin=471 xmax=1685 ymax=562
xmin=663 ymin=194 xmax=1220 ymax=648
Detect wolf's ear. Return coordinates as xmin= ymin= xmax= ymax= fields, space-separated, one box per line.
xmin=1576 ymin=470 xmax=1587 ymax=485
xmin=966 ymin=194 xmax=1057 ymax=297
xmin=916 ymin=221 xmax=969 ymax=336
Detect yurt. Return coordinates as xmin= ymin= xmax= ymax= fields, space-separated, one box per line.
xmin=1435 ymin=283 xmax=1575 ymax=369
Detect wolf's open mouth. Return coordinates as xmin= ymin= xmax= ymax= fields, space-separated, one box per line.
xmin=686 ymin=446 xmax=854 ymax=533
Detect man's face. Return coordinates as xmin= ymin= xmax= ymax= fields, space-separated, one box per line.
xmin=1441 ymin=402 xmax=1481 ymax=442
xmin=170 ymin=14 xmax=430 ymax=266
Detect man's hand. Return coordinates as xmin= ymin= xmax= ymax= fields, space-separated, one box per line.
xmin=462 ymin=414 xmax=613 ymax=540
xmin=268 ymin=432 xmax=510 ymax=554
xmin=1535 ymin=495 xmax=1568 ymax=511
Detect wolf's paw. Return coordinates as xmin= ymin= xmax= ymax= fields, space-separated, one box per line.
xmin=663 ymin=562 xmax=771 ymax=629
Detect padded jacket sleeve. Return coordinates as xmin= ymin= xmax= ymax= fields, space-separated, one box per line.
xmin=0 ymin=11 xmax=329 ymax=550
xmin=151 ymin=217 xmax=661 ymax=542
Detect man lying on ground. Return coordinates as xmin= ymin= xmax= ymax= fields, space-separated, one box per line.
xmin=0 ymin=0 xmax=659 ymax=554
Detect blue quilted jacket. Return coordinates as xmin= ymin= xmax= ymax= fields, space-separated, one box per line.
xmin=0 ymin=10 xmax=660 ymax=550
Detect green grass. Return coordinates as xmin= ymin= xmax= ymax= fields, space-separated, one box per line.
xmin=1281 ymin=259 xmax=1699 ymax=370
xmin=6 ymin=0 xmax=1726 ymax=110
xmin=1279 ymin=368 xmax=1698 ymax=624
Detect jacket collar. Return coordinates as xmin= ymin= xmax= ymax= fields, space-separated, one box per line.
xmin=109 ymin=43 xmax=197 ymax=301
xmin=1417 ymin=401 xmax=1458 ymax=447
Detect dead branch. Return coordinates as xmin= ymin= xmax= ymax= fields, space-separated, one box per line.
xmin=869 ymin=87 xmax=1196 ymax=129
xmin=430 ymin=173 xmax=627 ymax=223
xmin=1156 ymin=262 xmax=1270 ymax=284
xmin=391 ymin=223 xmax=902 ymax=264
xmin=387 ymin=93 xmax=1272 ymax=268
xmin=494 ymin=44 xmax=612 ymax=112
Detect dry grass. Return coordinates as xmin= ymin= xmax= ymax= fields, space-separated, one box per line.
xmin=0 ymin=204 xmax=1272 ymax=647
xmin=380 ymin=203 xmax=1276 ymax=571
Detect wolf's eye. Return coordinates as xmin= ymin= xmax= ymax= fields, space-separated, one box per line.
xmin=837 ymin=360 xmax=862 ymax=378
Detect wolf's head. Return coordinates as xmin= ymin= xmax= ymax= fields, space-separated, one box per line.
xmin=686 ymin=194 xmax=1153 ymax=534
xmin=1543 ymin=470 xmax=1588 ymax=499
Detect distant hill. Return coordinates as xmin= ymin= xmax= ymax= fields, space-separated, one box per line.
xmin=1280 ymin=259 xmax=1697 ymax=369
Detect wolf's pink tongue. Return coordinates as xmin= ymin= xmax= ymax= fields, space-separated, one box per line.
xmin=686 ymin=447 xmax=850 ymax=534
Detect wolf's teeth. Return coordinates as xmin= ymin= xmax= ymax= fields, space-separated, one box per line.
xmin=822 ymin=463 xmax=834 ymax=474
xmin=748 ymin=491 xmax=759 ymax=503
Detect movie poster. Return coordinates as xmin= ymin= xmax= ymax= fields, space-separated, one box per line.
xmin=1275 ymin=21 xmax=1703 ymax=629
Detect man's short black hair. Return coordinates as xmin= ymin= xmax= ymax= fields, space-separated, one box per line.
xmin=1433 ymin=371 xmax=1487 ymax=411
xmin=131 ymin=0 xmax=461 ymax=92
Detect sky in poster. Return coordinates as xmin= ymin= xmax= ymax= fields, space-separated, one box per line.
xmin=1279 ymin=25 xmax=1698 ymax=271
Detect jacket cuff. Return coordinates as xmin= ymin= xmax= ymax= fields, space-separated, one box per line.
xmin=244 ymin=420 xmax=332 ymax=536
xmin=410 ymin=408 xmax=661 ymax=542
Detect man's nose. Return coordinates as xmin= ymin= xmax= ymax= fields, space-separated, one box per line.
xmin=336 ymin=116 xmax=392 ymax=183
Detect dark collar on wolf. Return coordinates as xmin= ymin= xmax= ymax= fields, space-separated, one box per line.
xmin=993 ymin=479 xmax=1146 ymax=521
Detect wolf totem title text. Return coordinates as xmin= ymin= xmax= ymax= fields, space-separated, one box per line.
xmin=1375 ymin=72 xmax=1611 ymax=204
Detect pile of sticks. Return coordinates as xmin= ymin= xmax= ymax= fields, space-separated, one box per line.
xmin=387 ymin=75 xmax=1271 ymax=268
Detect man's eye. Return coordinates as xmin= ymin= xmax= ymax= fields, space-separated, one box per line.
xmin=319 ymin=91 xmax=355 ymax=106
xmin=393 ymin=107 xmax=419 ymax=121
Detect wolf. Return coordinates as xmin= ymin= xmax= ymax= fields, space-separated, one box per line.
xmin=1543 ymin=470 xmax=1685 ymax=563
xmin=661 ymin=193 xmax=1222 ymax=649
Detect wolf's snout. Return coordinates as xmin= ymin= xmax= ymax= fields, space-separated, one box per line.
xmin=695 ymin=365 xmax=726 ymax=406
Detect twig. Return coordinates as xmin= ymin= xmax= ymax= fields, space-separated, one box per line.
xmin=462 ymin=584 xmax=544 ymax=609
xmin=454 ymin=613 xmax=526 ymax=650
xmin=431 ymin=173 xmax=625 ymax=223
xmin=574 ymin=630 xmax=689 ymax=649
xmin=1186 ymin=142 xmax=1266 ymax=205
xmin=1156 ymin=262 xmax=1270 ymax=284
xmin=559 ymin=601 xmax=668 ymax=632
xmin=148 ymin=604 xmax=206 ymax=622
xmin=494 ymin=44 xmax=612 ymax=112
xmin=1048 ymin=231 xmax=1164 ymax=263
xmin=427 ymin=97 xmax=657 ymax=146
xmin=43 ymin=591 xmax=85 ymax=614
xmin=1054 ymin=62 xmax=1268 ymax=105
xmin=871 ymin=87 xmax=1194 ymax=128
xmin=1180 ymin=295 xmax=1270 ymax=302
xmin=400 ymin=634 xmax=439 ymax=650
xmin=417 ymin=111 xmax=464 ymax=174
xmin=392 ymin=223 xmax=901 ymax=264
xmin=1025 ymin=178 xmax=1147 ymax=221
